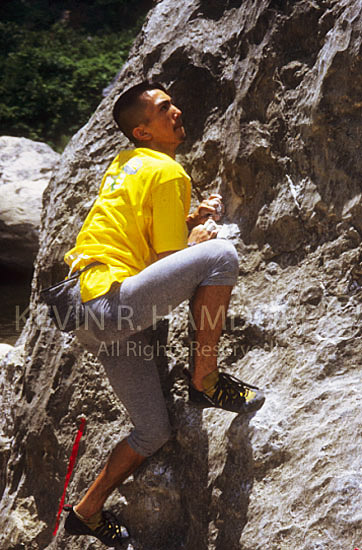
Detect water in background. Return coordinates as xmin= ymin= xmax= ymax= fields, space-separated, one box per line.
xmin=0 ymin=272 xmax=32 ymax=346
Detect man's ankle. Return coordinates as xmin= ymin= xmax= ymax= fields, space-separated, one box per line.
xmin=192 ymin=369 xmax=219 ymax=395
xmin=73 ymin=506 xmax=88 ymax=521
xmin=74 ymin=506 xmax=102 ymax=528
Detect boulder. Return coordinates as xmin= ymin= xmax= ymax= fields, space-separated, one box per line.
xmin=0 ymin=343 xmax=13 ymax=360
xmin=1 ymin=1 xmax=362 ymax=550
xmin=0 ymin=136 xmax=60 ymax=271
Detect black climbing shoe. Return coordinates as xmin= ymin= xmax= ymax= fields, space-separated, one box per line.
xmin=189 ymin=371 xmax=265 ymax=414
xmin=64 ymin=505 xmax=129 ymax=547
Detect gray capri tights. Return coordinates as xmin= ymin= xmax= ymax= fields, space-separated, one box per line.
xmin=76 ymin=239 xmax=238 ymax=457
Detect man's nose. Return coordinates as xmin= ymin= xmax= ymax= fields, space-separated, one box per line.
xmin=173 ymin=104 xmax=182 ymax=117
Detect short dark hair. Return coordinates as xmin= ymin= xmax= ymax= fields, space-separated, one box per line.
xmin=113 ymin=81 xmax=167 ymax=143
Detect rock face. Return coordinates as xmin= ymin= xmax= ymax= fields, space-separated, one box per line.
xmin=1 ymin=1 xmax=362 ymax=549
xmin=0 ymin=136 xmax=60 ymax=271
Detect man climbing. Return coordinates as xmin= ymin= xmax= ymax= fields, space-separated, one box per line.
xmin=62 ymin=81 xmax=265 ymax=546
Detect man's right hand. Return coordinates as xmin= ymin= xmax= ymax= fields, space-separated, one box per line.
xmin=186 ymin=194 xmax=224 ymax=230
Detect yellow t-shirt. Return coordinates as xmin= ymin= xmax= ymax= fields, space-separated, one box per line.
xmin=64 ymin=148 xmax=191 ymax=302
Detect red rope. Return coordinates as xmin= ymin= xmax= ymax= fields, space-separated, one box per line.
xmin=53 ymin=416 xmax=86 ymax=536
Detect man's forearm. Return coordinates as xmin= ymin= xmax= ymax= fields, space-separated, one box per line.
xmin=186 ymin=212 xmax=200 ymax=231
xmin=157 ymin=250 xmax=177 ymax=260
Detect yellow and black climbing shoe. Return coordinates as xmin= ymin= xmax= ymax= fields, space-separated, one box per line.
xmin=189 ymin=371 xmax=265 ymax=414
xmin=64 ymin=505 xmax=129 ymax=547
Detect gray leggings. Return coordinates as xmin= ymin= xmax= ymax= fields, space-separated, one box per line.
xmin=75 ymin=239 xmax=238 ymax=456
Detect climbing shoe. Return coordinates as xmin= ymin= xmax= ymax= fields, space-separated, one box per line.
xmin=189 ymin=371 xmax=265 ymax=414
xmin=64 ymin=505 xmax=129 ymax=547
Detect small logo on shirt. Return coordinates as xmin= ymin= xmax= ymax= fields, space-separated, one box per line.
xmin=104 ymin=158 xmax=143 ymax=193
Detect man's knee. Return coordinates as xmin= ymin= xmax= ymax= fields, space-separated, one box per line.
xmin=216 ymin=239 xmax=239 ymax=274
xmin=128 ymin=420 xmax=172 ymax=457
xmin=202 ymin=239 xmax=239 ymax=286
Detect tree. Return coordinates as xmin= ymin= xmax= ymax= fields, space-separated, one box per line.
xmin=0 ymin=0 xmax=152 ymax=149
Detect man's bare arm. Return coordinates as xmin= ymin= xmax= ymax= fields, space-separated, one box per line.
xmin=157 ymin=251 xmax=177 ymax=260
xmin=157 ymin=223 xmax=218 ymax=261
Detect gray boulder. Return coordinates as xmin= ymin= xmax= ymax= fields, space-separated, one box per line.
xmin=1 ymin=1 xmax=362 ymax=550
xmin=0 ymin=343 xmax=13 ymax=360
xmin=0 ymin=136 xmax=60 ymax=271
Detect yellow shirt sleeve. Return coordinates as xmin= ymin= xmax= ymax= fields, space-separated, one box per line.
xmin=151 ymin=178 xmax=190 ymax=254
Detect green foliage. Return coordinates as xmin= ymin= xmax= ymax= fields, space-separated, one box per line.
xmin=0 ymin=1 xmax=151 ymax=150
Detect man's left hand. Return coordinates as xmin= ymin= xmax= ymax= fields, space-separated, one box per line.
xmin=187 ymin=218 xmax=220 ymax=245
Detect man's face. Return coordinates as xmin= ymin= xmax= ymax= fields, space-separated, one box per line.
xmin=136 ymin=89 xmax=186 ymax=149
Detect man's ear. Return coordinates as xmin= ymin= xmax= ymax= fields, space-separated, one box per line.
xmin=132 ymin=125 xmax=152 ymax=142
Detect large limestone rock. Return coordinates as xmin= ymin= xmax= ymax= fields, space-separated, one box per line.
xmin=0 ymin=136 xmax=60 ymax=271
xmin=1 ymin=1 xmax=362 ymax=549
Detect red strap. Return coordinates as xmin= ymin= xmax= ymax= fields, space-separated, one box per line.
xmin=53 ymin=416 xmax=86 ymax=536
